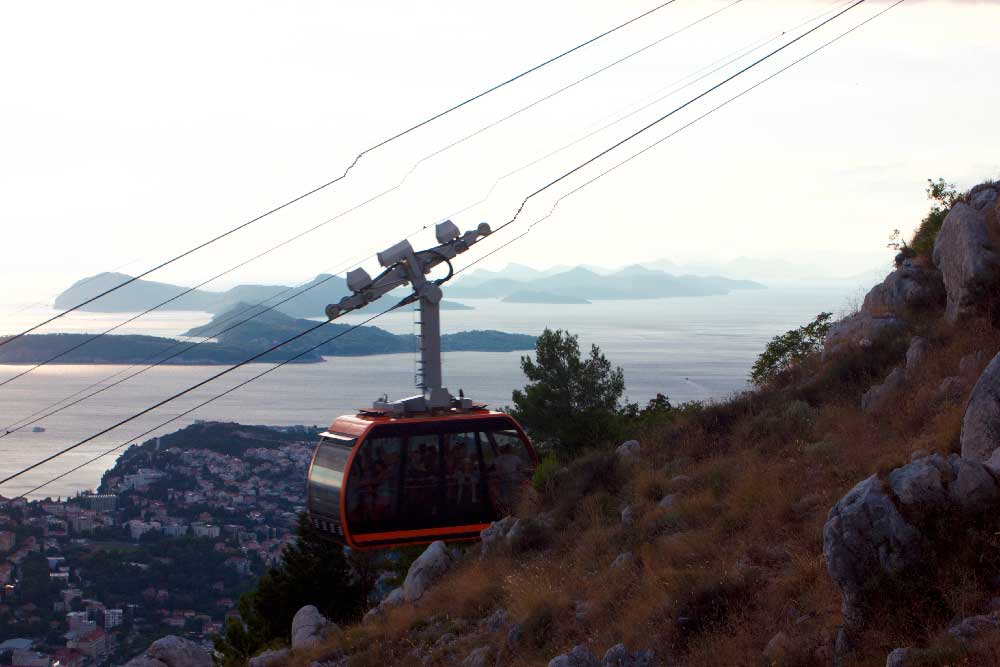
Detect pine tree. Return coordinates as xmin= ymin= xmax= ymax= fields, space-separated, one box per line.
xmin=214 ymin=514 xmax=361 ymax=664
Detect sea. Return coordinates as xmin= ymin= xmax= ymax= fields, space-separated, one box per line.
xmin=0 ymin=284 xmax=863 ymax=499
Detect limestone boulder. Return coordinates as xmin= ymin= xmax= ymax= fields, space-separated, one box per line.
xmin=968 ymin=183 xmax=999 ymax=212
xmin=548 ymin=646 xmax=600 ymax=667
xmin=124 ymin=636 xmax=213 ymax=667
xmin=861 ymin=367 xmax=906 ymax=415
xmin=601 ymin=643 xmax=656 ymax=667
xmin=403 ymin=540 xmax=454 ymax=602
xmin=948 ymin=615 xmax=999 ymax=641
xmin=904 ymin=337 xmax=930 ymax=378
xmin=291 ymin=605 xmax=337 ymax=651
xmin=823 ymin=476 xmax=923 ymax=623
xmin=462 ymin=647 xmax=493 ymax=667
xmin=824 ymin=313 xmax=903 ymax=359
xmin=947 ymin=455 xmax=998 ymax=513
xmin=658 ymin=494 xmax=677 ymax=510
xmin=862 ymin=260 xmax=944 ymax=318
xmin=932 ymin=201 xmax=1000 ymax=322
xmin=480 ymin=516 xmax=517 ymax=558
xmin=961 ymin=352 xmax=1000 ymax=462
xmin=621 ymin=506 xmax=635 ymax=526
xmin=616 ymin=440 xmax=641 ymax=460
xmin=888 ymin=454 xmax=948 ymax=520
xmin=611 ymin=552 xmax=634 ymax=569
xmin=888 ymin=454 xmax=997 ymax=518
xmin=886 ymin=647 xmax=918 ymax=667
xmin=248 ymin=649 xmax=290 ymax=667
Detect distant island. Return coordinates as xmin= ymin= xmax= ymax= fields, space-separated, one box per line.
xmin=53 ymin=272 xmax=472 ymax=317
xmin=450 ymin=264 xmax=765 ymax=301
xmin=0 ymin=305 xmax=534 ymax=365
xmin=502 ymin=291 xmax=591 ymax=304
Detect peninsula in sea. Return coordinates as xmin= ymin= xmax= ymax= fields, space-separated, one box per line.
xmin=0 ymin=304 xmax=535 ymax=365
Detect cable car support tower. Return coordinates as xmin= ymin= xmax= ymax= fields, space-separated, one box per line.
xmin=324 ymin=220 xmax=490 ymax=416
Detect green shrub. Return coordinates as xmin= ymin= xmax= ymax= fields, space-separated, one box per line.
xmin=911 ymin=178 xmax=960 ymax=257
xmin=750 ymin=312 xmax=833 ymax=385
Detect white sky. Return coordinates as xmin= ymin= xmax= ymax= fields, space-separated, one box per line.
xmin=2 ymin=0 xmax=999 ymax=305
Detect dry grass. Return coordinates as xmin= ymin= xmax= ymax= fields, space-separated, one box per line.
xmin=279 ymin=316 xmax=1000 ymax=667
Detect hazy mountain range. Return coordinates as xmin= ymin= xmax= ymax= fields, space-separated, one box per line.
xmin=449 ymin=265 xmax=765 ymax=301
xmin=53 ymin=273 xmax=472 ymax=317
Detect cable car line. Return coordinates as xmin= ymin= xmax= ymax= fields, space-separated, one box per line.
xmin=490 ymin=0 xmax=871 ymax=238
xmin=0 ymin=254 xmax=370 ymax=438
xmin=17 ymin=302 xmax=406 ymax=499
xmin=4 ymin=0 xmax=897 ymax=492
xmin=0 ymin=0 xmax=684 ymax=350
xmin=0 ymin=0 xmax=717 ymax=386
xmin=401 ymin=0 xmax=745 ymax=180
xmin=440 ymin=0 xmax=859 ymax=224
xmin=456 ymin=0 xmax=907 ymax=276
xmin=0 ymin=182 xmax=403 ymax=388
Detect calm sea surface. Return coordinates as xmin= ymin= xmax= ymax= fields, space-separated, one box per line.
xmin=0 ymin=285 xmax=861 ymax=498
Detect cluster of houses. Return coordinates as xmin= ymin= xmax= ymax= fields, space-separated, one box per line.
xmin=0 ymin=430 xmax=316 ymax=666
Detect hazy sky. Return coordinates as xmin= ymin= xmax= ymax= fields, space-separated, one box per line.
xmin=2 ymin=0 xmax=999 ymax=304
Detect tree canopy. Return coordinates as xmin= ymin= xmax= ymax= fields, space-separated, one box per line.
xmin=511 ymin=328 xmax=627 ymax=453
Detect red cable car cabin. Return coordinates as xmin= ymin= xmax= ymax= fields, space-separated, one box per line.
xmin=307 ymin=409 xmax=537 ymax=550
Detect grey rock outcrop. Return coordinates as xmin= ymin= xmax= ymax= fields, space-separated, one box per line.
xmin=611 ymin=552 xmax=634 ymax=569
xmin=826 ymin=455 xmax=1000 ymax=626
xmin=657 ymin=494 xmax=677 ymax=510
xmin=861 ymin=367 xmax=906 ymax=415
xmin=248 ymin=649 xmax=290 ymax=667
xmin=888 ymin=453 xmax=998 ymax=517
xmin=123 ymin=636 xmax=213 ymax=667
xmin=824 ymin=313 xmax=903 ymax=359
xmin=887 ymin=455 xmax=948 ymax=519
xmin=823 ymin=476 xmax=924 ymax=624
xmin=480 ymin=516 xmax=517 ymax=558
xmin=936 ymin=350 xmax=988 ymax=403
xmin=948 ymin=615 xmax=999 ymax=640
xmin=961 ymin=352 xmax=1000 ymax=463
xmin=969 ymin=183 xmax=999 ymax=212
xmin=616 ymin=440 xmax=641 ymax=460
xmin=862 ymin=260 xmax=944 ymax=318
xmin=481 ymin=608 xmax=511 ymax=632
xmin=292 ymin=605 xmax=337 ymax=651
xmin=403 ymin=541 xmax=454 ymax=602
xmin=825 ymin=255 xmax=945 ymax=359
xmin=620 ymin=506 xmax=635 ymax=526
xmin=601 ymin=643 xmax=656 ymax=667
xmin=885 ymin=647 xmax=917 ymax=667
xmin=480 ymin=516 xmax=548 ymax=558
xmin=932 ymin=198 xmax=1000 ymax=323
xmin=904 ymin=337 xmax=929 ymax=378
xmin=548 ymin=645 xmax=601 ymax=667
xmin=462 ymin=646 xmax=493 ymax=667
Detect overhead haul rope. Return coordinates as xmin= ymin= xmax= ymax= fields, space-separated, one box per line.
xmin=0 ymin=251 xmax=374 ymax=438
xmin=440 ymin=0 xmax=860 ymax=222
xmin=2 ymin=0 xmax=772 ymax=429
xmin=4 ymin=0 xmax=901 ymax=491
xmin=0 ymin=0 xmax=730 ymax=386
xmin=17 ymin=301 xmax=408 ymax=498
xmin=457 ymin=0 xmax=907 ymax=276
xmin=0 ymin=0 xmax=683 ymax=350
xmin=490 ymin=0 xmax=873 ymax=238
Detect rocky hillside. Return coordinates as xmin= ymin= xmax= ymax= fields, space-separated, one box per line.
xmin=197 ymin=180 xmax=1000 ymax=666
